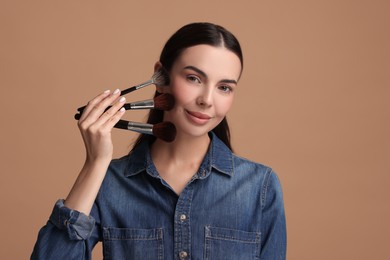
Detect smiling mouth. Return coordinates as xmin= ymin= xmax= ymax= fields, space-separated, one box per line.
xmin=186 ymin=110 xmax=212 ymax=119
xmin=185 ymin=110 xmax=212 ymax=125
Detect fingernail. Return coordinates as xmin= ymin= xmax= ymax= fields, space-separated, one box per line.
xmin=113 ymin=89 xmax=120 ymax=95
xmin=119 ymin=107 xmax=125 ymax=112
xmin=119 ymin=97 xmax=126 ymax=103
xmin=103 ymin=89 xmax=110 ymax=94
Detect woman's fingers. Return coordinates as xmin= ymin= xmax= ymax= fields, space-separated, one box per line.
xmin=78 ymin=89 xmax=112 ymax=121
xmin=95 ymin=96 xmax=127 ymax=130
xmin=77 ymin=91 xmax=127 ymax=161
xmin=78 ymin=89 xmax=122 ymax=127
xmin=79 ymin=89 xmax=121 ymax=121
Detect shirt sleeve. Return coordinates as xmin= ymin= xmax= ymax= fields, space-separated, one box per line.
xmin=260 ymin=171 xmax=287 ymax=260
xmin=31 ymin=199 xmax=101 ymax=260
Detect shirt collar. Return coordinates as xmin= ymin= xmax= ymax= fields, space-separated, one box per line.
xmin=124 ymin=132 xmax=234 ymax=178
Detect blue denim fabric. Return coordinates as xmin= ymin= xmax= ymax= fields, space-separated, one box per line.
xmin=32 ymin=132 xmax=286 ymax=259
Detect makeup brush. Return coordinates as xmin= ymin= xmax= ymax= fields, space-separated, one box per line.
xmin=121 ymin=69 xmax=170 ymax=95
xmin=74 ymin=93 xmax=175 ymax=119
xmin=114 ymin=120 xmax=176 ymax=142
xmin=121 ymin=93 xmax=174 ymax=110
xmin=76 ymin=69 xmax=170 ymax=112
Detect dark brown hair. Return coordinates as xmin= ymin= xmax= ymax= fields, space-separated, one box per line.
xmin=132 ymin=22 xmax=243 ymax=151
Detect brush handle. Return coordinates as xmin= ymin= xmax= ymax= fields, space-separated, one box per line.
xmin=120 ymin=79 xmax=154 ymax=95
xmin=73 ymin=115 xmax=154 ymax=135
xmin=76 ymin=105 xmax=118 ymax=115
xmin=76 ymin=79 xmax=155 ymax=112
xmin=74 ymin=112 xmax=132 ymax=120
xmin=76 ymin=99 xmax=154 ymax=116
xmin=73 ymin=112 xmax=120 ymax=125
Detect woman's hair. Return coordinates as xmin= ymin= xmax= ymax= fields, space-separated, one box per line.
xmin=131 ymin=22 xmax=243 ymax=151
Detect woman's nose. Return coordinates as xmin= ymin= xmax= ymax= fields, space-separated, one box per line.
xmin=196 ymin=88 xmax=213 ymax=107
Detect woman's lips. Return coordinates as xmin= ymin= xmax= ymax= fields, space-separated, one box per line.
xmin=185 ymin=110 xmax=212 ymax=125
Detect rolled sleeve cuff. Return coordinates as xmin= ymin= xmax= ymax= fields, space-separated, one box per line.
xmin=49 ymin=199 xmax=96 ymax=241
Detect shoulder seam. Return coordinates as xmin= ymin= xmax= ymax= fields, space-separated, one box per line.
xmin=261 ymin=168 xmax=273 ymax=210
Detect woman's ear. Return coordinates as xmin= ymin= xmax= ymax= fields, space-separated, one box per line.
xmin=154 ymin=61 xmax=163 ymax=73
xmin=154 ymin=61 xmax=170 ymax=93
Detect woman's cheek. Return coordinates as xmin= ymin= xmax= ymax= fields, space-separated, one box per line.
xmin=216 ymin=98 xmax=234 ymax=117
xmin=173 ymin=85 xmax=197 ymax=104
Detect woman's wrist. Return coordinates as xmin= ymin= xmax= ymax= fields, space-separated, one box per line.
xmin=64 ymin=157 xmax=111 ymax=215
xmin=84 ymin=153 xmax=112 ymax=168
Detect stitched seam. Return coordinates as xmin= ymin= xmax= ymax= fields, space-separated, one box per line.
xmin=261 ymin=168 xmax=273 ymax=210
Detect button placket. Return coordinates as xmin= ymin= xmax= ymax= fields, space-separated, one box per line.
xmin=174 ymin=185 xmax=193 ymax=260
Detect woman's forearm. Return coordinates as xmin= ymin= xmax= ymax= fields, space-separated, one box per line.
xmin=64 ymin=158 xmax=111 ymax=216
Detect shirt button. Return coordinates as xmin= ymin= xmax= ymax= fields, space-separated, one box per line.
xmin=180 ymin=214 xmax=187 ymax=221
xmin=179 ymin=251 xmax=188 ymax=259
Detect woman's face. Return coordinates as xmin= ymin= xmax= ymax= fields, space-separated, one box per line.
xmin=160 ymin=44 xmax=242 ymax=139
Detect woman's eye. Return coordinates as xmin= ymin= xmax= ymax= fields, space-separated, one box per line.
xmin=187 ymin=75 xmax=201 ymax=84
xmin=219 ymin=85 xmax=233 ymax=93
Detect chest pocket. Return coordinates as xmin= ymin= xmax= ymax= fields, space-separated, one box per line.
xmin=204 ymin=226 xmax=261 ymax=260
xmin=102 ymin=227 xmax=164 ymax=260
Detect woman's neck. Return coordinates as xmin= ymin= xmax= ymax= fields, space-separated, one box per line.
xmin=151 ymin=133 xmax=210 ymax=166
xmin=150 ymin=133 xmax=211 ymax=195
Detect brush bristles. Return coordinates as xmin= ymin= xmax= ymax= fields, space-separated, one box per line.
xmin=152 ymin=121 xmax=176 ymax=142
xmin=154 ymin=93 xmax=175 ymax=111
xmin=152 ymin=68 xmax=170 ymax=86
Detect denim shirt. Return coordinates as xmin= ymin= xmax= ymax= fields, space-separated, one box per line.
xmin=32 ymin=132 xmax=286 ymax=260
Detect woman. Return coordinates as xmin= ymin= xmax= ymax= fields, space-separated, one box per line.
xmin=32 ymin=22 xmax=286 ymax=259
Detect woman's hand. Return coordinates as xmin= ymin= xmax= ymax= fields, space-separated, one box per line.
xmin=64 ymin=89 xmax=126 ymax=215
xmin=77 ymin=89 xmax=126 ymax=164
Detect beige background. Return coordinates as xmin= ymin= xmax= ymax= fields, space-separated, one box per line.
xmin=1 ymin=0 xmax=389 ymax=259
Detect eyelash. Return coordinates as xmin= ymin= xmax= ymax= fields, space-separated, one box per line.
xmin=219 ymin=85 xmax=233 ymax=93
xmin=186 ymin=74 xmax=234 ymax=93
xmin=187 ymin=75 xmax=201 ymax=84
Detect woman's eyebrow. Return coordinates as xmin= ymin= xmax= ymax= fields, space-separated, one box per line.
xmin=183 ymin=65 xmax=237 ymax=85
xmin=220 ymin=79 xmax=238 ymax=85
xmin=183 ymin=66 xmax=207 ymax=78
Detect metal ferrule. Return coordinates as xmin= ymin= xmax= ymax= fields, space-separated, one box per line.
xmin=134 ymin=79 xmax=153 ymax=90
xmin=127 ymin=121 xmax=153 ymax=129
xmin=127 ymin=121 xmax=153 ymax=135
xmin=129 ymin=99 xmax=155 ymax=110
xmin=126 ymin=125 xmax=153 ymax=135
